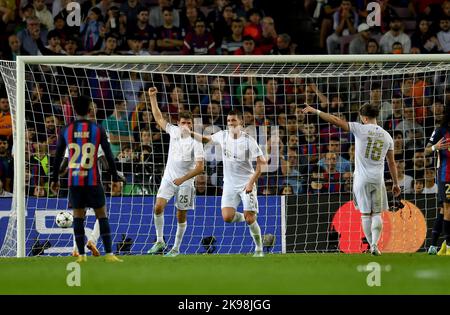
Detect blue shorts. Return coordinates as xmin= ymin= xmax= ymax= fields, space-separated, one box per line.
xmin=437 ymin=179 xmax=450 ymax=204
xmin=69 ymin=185 xmax=106 ymax=209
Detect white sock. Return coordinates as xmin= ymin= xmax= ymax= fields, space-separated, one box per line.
xmin=371 ymin=214 xmax=383 ymax=247
xmin=154 ymin=213 xmax=164 ymax=243
xmin=89 ymin=219 xmax=100 ymax=244
xmin=361 ymin=215 xmax=373 ymax=247
xmin=173 ymin=222 xmax=187 ymax=252
xmin=231 ymin=212 xmax=245 ymax=223
xmin=249 ymin=221 xmax=262 ymax=252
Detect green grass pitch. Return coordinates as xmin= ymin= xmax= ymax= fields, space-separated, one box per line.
xmin=0 ymin=253 xmax=449 ymax=294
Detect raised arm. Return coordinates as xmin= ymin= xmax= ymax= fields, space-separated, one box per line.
xmin=190 ymin=130 xmax=212 ymax=144
xmin=148 ymin=87 xmax=168 ymax=131
xmin=386 ymin=150 xmax=401 ymax=197
xmin=302 ymin=104 xmax=349 ymax=132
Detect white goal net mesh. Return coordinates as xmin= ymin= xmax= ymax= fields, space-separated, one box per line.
xmin=0 ymin=57 xmax=449 ymax=256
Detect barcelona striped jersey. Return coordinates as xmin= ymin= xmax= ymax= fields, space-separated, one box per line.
xmin=429 ymin=127 xmax=450 ymax=182
xmin=52 ymin=120 xmax=118 ymax=187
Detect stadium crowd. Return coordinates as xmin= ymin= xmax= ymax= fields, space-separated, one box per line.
xmin=0 ymin=0 xmax=448 ymax=197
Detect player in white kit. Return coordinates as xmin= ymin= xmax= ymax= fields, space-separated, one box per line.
xmin=303 ymin=103 xmax=400 ymax=255
xmin=147 ymin=87 xmax=205 ymax=257
xmin=192 ymin=109 xmax=267 ymax=257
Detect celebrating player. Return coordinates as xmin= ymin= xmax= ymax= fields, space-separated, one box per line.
xmin=51 ymin=95 xmax=125 ymax=263
xmin=303 ymin=103 xmax=400 ymax=255
xmin=425 ymin=107 xmax=450 ymax=256
xmin=192 ymin=109 xmax=267 ymax=257
xmin=147 ymin=87 xmax=205 ymax=257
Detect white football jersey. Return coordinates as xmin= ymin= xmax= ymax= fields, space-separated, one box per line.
xmin=163 ymin=123 xmax=204 ymax=184
xmin=211 ymin=130 xmax=264 ymax=189
xmin=349 ymin=122 xmax=394 ymax=184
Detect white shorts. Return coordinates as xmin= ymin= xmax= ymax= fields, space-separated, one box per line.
xmin=353 ymin=178 xmax=388 ymax=214
xmin=156 ymin=179 xmax=195 ymax=210
xmin=221 ymin=184 xmax=259 ymax=213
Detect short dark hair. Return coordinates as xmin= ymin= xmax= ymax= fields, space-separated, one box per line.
xmin=228 ymin=109 xmax=243 ymax=120
xmin=359 ymin=103 xmax=379 ymax=119
xmin=178 ymin=111 xmax=193 ymax=121
xmin=74 ymin=95 xmax=92 ymax=116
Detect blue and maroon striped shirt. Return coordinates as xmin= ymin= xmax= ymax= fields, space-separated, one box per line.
xmin=429 ymin=126 xmax=450 ymax=182
xmin=52 ymin=120 xmax=118 ymax=187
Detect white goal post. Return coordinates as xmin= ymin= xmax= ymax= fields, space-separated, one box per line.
xmin=4 ymin=54 xmax=450 ymax=257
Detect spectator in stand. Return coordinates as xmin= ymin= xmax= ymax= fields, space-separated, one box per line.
xmin=318 ymin=137 xmax=351 ymax=173
xmin=63 ymin=35 xmax=79 ymax=55
xmin=52 ymin=14 xmax=69 ymax=47
xmin=38 ymin=29 xmax=66 ymax=55
xmin=33 ymin=0 xmax=53 ymax=31
xmin=424 ymin=99 xmax=445 ymax=138
xmin=0 ymin=96 xmax=11 ymax=139
xmin=391 ymin=41 xmax=404 ymax=54
xmin=150 ymin=0 xmax=180 ymax=28
xmin=154 ymin=6 xmax=184 ymax=54
xmin=259 ymin=16 xmax=277 ymax=54
xmin=91 ymin=33 xmax=122 ymax=55
xmin=411 ymin=15 xmax=441 ymax=54
xmin=161 ymin=86 xmax=187 ymax=123
xmin=3 ymin=34 xmax=27 ymax=61
xmin=384 ymin=97 xmax=403 ymax=133
xmin=395 ymin=156 xmax=413 ymax=193
xmin=126 ymin=7 xmax=156 ymax=53
xmin=80 ymin=7 xmax=103 ymax=52
xmin=396 ymin=105 xmax=424 ymax=151
xmin=235 ymin=0 xmax=263 ymax=20
xmin=233 ymin=35 xmax=262 ymax=55
xmin=379 ymin=16 xmax=411 ymax=53
xmin=320 ymin=152 xmax=348 ymax=193
xmin=180 ymin=6 xmax=198 ymax=35
xmin=271 ymin=33 xmax=294 ymax=55
xmin=211 ymin=4 xmax=235 ymax=51
xmin=101 ymin=99 xmax=134 ymax=157
xmin=119 ymin=0 xmax=144 ymax=27
xmin=326 ymin=0 xmax=358 ymax=54
xmin=127 ymin=34 xmax=150 ymax=55
xmin=412 ymin=177 xmax=424 ymax=194
xmin=17 ymin=16 xmax=48 ymax=55
xmin=318 ymin=0 xmax=341 ymax=52
xmin=423 ymin=168 xmax=438 ymax=194
xmin=207 ymin=0 xmax=229 ymax=31
xmin=221 ymin=18 xmax=244 ymax=54
xmin=437 ymin=14 xmax=450 ymax=52
xmin=368 ymin=83 xmax=392 ymax=121
xmin=349 ymin=23 xmax=371 ymax=54
xmin=0 ymin=0 xmax=15 ymax=24
xmin=366 ymin=38 xmax=380 ymax=53
xmin=280 ymin=146 xmax=303 ymax=194
xmin=15 ymin=3 xmax=35 ymax=34
xmin=182 ymin=18 xmax=216 ymax=55
xmin=195 ymin=172 xmax=221 ymax=195
xmin=243 ymin=8 xmax=263 ymax=43
xmin=180 ymin=0 xmax=206 ymax=32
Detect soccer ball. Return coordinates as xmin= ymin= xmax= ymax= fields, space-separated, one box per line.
xmin=55 ymin=211 xmax=73 ymax=228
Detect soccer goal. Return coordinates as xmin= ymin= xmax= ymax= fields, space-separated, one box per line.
xmin=0 ymin=55 xmax=449 ymax=257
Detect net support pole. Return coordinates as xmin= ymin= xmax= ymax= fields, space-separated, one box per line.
xmin=16 ymin=57 xmax=26 ymax=258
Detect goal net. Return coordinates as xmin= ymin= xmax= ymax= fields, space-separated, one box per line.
xmin=0 ymin=55 xmax=449 ymax=257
